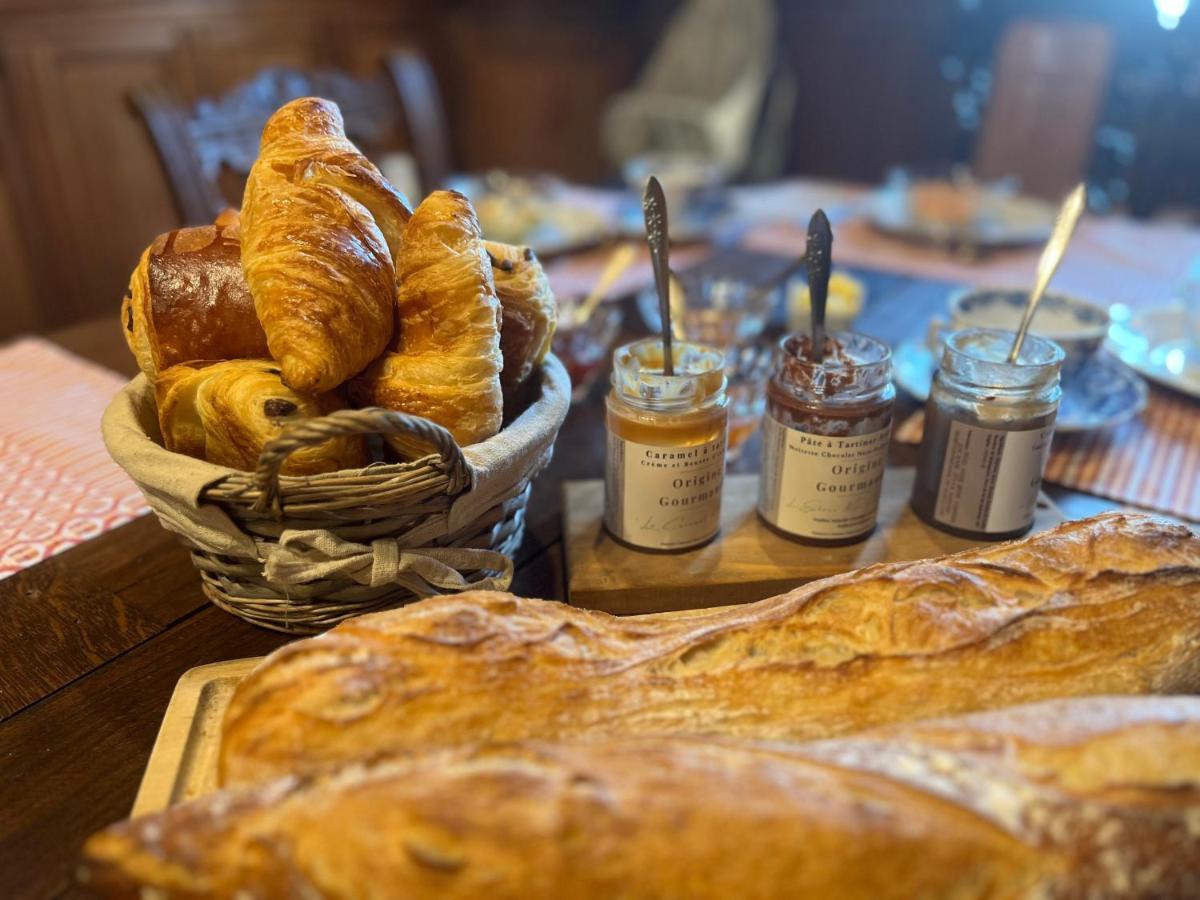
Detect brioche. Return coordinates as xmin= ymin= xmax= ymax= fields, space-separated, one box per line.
xmin=484 ymin=240 xmax=556 ymax=393
xmin=240 ymin=97 xmax=412 ymax=393
xmin=350 ymin=191 xmax=503 ymax=452
xmin=155 ymin=359 xmax=366 ymax=475
xmin=219 ymin=513 xmax=1200 ymax=785
xmin=83 ymin=696 xmax=1200 ymax=898
xmin=122 ymin=220 xmax=268 ymax=381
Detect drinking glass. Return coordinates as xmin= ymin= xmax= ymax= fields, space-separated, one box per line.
xmin=553 ymin=296 xmax=623 ymax=404
xmin=637 ymin=275 xmax=775 ymax=459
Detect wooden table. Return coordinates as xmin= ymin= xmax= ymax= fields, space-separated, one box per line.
xmin=0 ymin=267 xmax=1122 ymax=898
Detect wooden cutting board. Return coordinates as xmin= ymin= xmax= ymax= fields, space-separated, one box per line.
xmin=131 ymin=658 xmax=260 ymax=816
xmin=564 ymin=467 xmax=1063 ymax=615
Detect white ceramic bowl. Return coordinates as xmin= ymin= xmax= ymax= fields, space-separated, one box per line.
xmin=945 ymin=288 xmax=1110 ymax=374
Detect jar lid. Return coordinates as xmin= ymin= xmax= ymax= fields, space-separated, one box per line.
xmin=940 ymin=328 xmax=1064 ymax=391
xmin=611 ymin=339 xmax=726 ymax=410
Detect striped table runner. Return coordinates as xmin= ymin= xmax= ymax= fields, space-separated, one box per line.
xmin=895 ymin=387 xmax=1200 ymax=521
xmin=0 ymin=338 xmax=147 ymax=578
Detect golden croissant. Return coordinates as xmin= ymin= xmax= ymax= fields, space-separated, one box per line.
xmin=485 ymin=241 xmax=556 ymax=393
xmin=122 ymin=219 xmax=269 ymax=381
xmin=155 ymin=359 xmax=366 ymax=475
xmin=351 ymin=190 xmax=503 ymax=452
xmin=240 ymin=97 xmax=412 ymax=393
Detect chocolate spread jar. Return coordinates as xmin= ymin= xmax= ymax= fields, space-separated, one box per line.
xmin=758 ymin=331 xmax=895 ymax=544
xmin=911 ymin=328 xmax=1063 ymax=540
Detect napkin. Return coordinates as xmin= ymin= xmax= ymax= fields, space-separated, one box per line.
xmin=0 ymin=337 xmax=147 ymax=577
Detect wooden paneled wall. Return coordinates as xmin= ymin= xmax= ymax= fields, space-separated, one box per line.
xmin=0 ymin=0 xmax=659 ymax=338
xmin=2 ymin=0 xmax=1186 ymax=339
xmin=0 ymin=0 xmax=435 ymax=335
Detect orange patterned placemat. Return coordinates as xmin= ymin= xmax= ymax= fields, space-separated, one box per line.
xmin=894 ymin=387 xmax=1200 ymax=521
xmin=0 ymin=338 xmax=147 ymax=577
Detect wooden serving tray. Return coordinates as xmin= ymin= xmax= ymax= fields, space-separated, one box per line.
xmin=564 ymin=468 xmax=1064 ymax=614
xmin=131 ymin=658 xmax=259 ymax=816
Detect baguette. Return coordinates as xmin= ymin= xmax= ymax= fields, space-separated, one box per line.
xmin=81 ymin=696 xmax=1200 ymax=898
xmin=219 ymin=513 xmax=1200 ymax=786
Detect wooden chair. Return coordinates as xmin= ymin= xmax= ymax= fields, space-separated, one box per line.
xmin=601 ymin=0 xmax=777 ymax=178
xmin=131 ymin=48 xmax=450 ymax=225
xmin=973 ymin=19 xmax=1114 ymax=199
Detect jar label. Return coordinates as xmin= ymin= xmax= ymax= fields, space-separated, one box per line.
xmin=604 ymin=432 xmax=726 ymax=550
xmin=933 ymin=420 xmax=1053 ymax=534
xmin=758 ymin=415 xmax=890 ymax=539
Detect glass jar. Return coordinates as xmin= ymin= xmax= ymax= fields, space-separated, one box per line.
xmin=912 ymin=327 xmax=1063 ymax=540
xmin=758 ymin=331 xmax=895 ymax=544
xmin=604 ymin=338 xmax=728 ymax=552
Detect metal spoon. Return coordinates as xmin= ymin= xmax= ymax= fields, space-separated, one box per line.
xmin=643 ymin=176 xmax=675 ymax=375
xmin=1007 ymin=183 xmax=1087 ymax=362
xmin=805 ymin=209 xmax=833 ymax=364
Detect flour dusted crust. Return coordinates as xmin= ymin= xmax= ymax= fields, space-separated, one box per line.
xmin=219 ymin=513 xmax=1200 ymax=786
xmin=83 ymin=696 xmax=1200 ymax=898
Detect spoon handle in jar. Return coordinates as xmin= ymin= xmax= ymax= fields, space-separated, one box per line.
xmin=1008 ymin=183 xmax=1086 ymax=363
xmin=643 ymin=176 xmax=675 ymax=376
xmin=805 ymin=209 xmax=833 ymax=364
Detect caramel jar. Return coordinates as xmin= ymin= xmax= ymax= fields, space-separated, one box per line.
xmin=912 ymin=328 xmax=1063 ymax=540
xmin=604 ymin=339 xmax=728 ymax=552
xmin=758 ymin=332 xmax=894 ymax=544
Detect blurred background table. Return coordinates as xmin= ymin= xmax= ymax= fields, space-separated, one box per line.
xmin=3 ymin=0 xmax=1200 ymax=894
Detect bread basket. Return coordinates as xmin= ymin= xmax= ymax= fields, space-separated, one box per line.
xmin=102 ymin=355 xmax=571 ymax=633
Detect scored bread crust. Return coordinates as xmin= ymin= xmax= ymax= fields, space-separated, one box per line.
xmin=84 ymin=696 xmax=1200 ymax=899
xmin=218 ymin=513 xmax=1200 ymax=787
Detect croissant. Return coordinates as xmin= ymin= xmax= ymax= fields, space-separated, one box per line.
xmin=240 ymin=97 xmax=412 ymax=393
xmin=155 ymin=359 xmax=366 ymax=475
xmin=350 ymin=190 xmax=503 ymax=451
xmin=121 ymin=219 xmax=268 ymax=381
xmin=484 ymin=241 xmax=556 ymax=393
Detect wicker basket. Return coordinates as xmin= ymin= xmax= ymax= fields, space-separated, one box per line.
xmin=102 ymin=355 xmax=570 ymax=634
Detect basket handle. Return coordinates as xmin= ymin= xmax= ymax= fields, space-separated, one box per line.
xmin=252 ymin=407 xmax=470 ymax=515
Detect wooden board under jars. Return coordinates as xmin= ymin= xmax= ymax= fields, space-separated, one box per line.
xmin=563 ymin=468 xmax=1063 ymax=615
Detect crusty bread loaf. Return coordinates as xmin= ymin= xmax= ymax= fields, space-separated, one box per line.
xmin=219 ymin=513 xmax=1200 ymax=786
xmin=82 ymin=696 xmax=1200 ymax=898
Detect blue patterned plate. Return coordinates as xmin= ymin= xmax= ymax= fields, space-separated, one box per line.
xmin=893 ymin=340 xmax=1147 ymax=434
